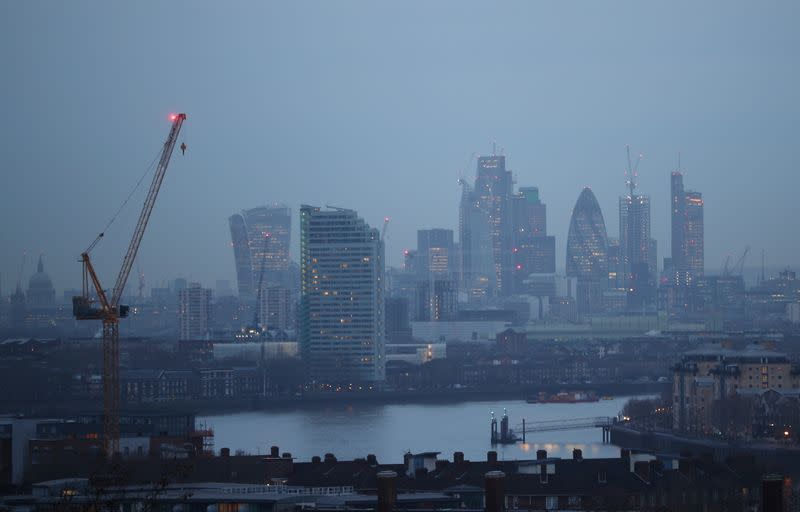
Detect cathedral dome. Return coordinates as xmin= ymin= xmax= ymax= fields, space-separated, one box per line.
xmin=27 ymin=255 xmax=55 ymax=307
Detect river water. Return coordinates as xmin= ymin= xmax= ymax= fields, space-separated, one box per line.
xmin=200 ymin=396 xmax=640 ymax=463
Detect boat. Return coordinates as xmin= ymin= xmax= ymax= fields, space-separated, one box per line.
xmin=526 ymin=391 xmax=599 ymax=404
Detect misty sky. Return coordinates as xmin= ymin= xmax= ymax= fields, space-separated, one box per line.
xmin=1 ymin=1 xmax=798 ymax=295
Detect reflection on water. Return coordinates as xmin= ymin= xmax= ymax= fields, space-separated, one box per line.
xmin=201 ymin=396 xmax=639 ymax=462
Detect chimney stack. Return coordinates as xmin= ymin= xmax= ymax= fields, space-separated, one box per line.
xmin=762 ymin=475 xmax=784 ymax=512
xmin=572 ymin=448 xmax=582 ymax=461
xmin=484 ymin=471 xmax=505 ymax=512
xmin=487 ymin=451 xmax=498 ymax=464
xmin=454 ymin=451 xmax=465 ymax=464
xmin=270 ymin=445 xmax=280 ymax=458
xmin=536 ymin=450 xmax=547 ymax=461
xmin=377 ymin=470 xmax=397 ymax=512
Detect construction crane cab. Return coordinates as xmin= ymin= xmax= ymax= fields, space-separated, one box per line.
xmin=72 ymin=297 xmax=129 ymax=320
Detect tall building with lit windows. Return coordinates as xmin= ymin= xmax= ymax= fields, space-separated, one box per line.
xmin=299 ymin=205 xmax=385 ymax=384
xmin=671 ymin=171 xmax=704 ymax=286
xmin=228 ymin=205 xmax=291 ymax=299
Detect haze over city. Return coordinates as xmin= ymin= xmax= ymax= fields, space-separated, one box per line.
xmin=6 ymin=1 xmax=800 ymax=508
xmin=1 ymin=0 xmax=798 ymax=292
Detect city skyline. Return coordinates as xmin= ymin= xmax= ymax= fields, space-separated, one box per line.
xmin=2 ymin=1 xmax=799 ymax=294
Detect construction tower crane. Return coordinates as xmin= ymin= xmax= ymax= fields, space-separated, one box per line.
xmin=72 ymin=113 xmax=186 ymax=456
xmin=381 ymin=217 xmax=390 ymax=240
xmin=250 ymin=232 xmax=272 ymax=332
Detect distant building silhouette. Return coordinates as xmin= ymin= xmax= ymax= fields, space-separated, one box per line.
xmin=26 ymin=255 xmax=55 ymax=308
xmin=179 ymin=283 xmax=212 ymax=340
xmin=459 ymin=154 xmax=514 ymax=299
xmin=299 ymin=205 xmax=385 ymax=384
xmin=671 ymin=171 xmax=704 ymax=286
xmin=229 ymin=205 xmax=291 ymax=299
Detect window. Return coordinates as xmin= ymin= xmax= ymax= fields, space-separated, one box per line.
xmin=545 ymin=496 xmax=558 ymax=510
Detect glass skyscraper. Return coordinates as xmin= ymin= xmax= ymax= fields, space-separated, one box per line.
xmin=228 ymin=205 xmax=291 ymax=298
xmin=566 ymin=187 xmax=609 ymax=314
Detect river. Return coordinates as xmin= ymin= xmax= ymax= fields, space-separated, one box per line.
xmin=200 ymin=395 xmax=642 ymax=463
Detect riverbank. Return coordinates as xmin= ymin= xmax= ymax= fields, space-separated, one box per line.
xmin=611 ymin=424 xmax=800 ymax=473
xmin=2 ymin=381 xmax=669 ymax=417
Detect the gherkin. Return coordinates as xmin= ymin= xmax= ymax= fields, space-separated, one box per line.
xmin=566 ymin=187 xmax=609 ymax=282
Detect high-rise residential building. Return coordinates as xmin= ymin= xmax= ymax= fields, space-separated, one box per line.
xmin=417 ymin=229 xmax=455 ymax=278
xmin=228 ymin=205 xmax=291 ymax=299
xmin=299 ymin=205 xmax=385 ymax=384
xmin=259 ymin=286 xmax=291 ymax=331
xmin=385 ymin=297 xmax=411 ymax=342
xmin=566 ymin=187 xmax=609 ymax=315
xmin=459 ymin=154 xmax=515 ymax=298
xmin=511 ymin=187 xmax=555 ymax=292
xmin=178 ymin=283 xmax=212 ymax=340
xmin=671 ymin=171 xmax=705 ymax=286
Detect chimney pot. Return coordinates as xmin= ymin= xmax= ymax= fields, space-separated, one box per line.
xmin=484 ymin=471 xmax=505 ymax=512
xmin=377 ymin=471 xmax=398 ymax=512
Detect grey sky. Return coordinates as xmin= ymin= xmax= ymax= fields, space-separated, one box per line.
xmin=1 ymin=1 xmax=798 ymax=295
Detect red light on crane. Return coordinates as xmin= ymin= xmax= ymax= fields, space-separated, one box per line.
xmin=169 ymin=114 xmax=177 ymax=121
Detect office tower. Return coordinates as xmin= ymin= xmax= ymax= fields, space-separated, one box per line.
xmin=672 ymin=171 xmax=705 ymax=286
xmin=259 ymin=286 xmax=291 ymax=331
xmin=620 ymin=172 xmax=655 ymax=308
xmin=229 ymin=205 xmax=291 ymax=299
xmin=566 ymin=187 xmax=609 ymax=315
xmin=299 ymin=205 xmax=385 ymax=384
xmin=178 ymin=283 xmax=212 ymax=340
xmin=414 ymin=279 xmax=457 ymax=321
xmin=684 ymin=192 xmax=704 ymax=280
xmin=417 ymin=229 xmax=455 ymax=277
xmin=512 ymin=187 xmax=555 ymax=292
xmin=459 ymin=153 xmax=514 ymax=298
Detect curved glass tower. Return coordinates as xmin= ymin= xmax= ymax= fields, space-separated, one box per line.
xmin=566 ymin=188 xmax=609 ymax=314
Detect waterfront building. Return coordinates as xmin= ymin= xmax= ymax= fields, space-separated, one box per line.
xmin=178 ymin=283 xmax=212 ymax=340
xmin=229 ymin=205 xmax=291 ymax=299
xmin=672 ymin=344 xmax=800 ymax=434
xmin=566 ymin=188 xmax=609 ymax=316
xmin=299 ymin=205 xmax=385 ymax=384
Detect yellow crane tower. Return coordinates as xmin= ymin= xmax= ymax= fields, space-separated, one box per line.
xmin=72 ymin=113 xmax=187 ymax=456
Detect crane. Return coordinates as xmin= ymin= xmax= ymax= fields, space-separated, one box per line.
xmin=381 ymin=217 xmax=390 ymax=241
xmin=72 ymin=113 xmax=186 ymax=456
xmin=250 ymin=232 xmax=272 ymax=332
xmin=625 ymin=144 xmax=643 ymax=197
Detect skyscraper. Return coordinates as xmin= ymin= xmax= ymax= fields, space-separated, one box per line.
xmin=178 ymin=283 xmax=212 ymax=340
xmin=512 ymin=187 xmax=555 ymax=292
xmin=619 ymin=181 xmax=655 ymax=309
xmin=671 ymin=171 xmax=704 ymax=286
xmin=566 ymin=187 xmax=609 ymax=315
xmin=229 ymin=205 xmax=291 ymax=299
xmin=459 ymin=153 xmax=514 ymax=298
xmin=299 ymin=205 xmax=385 ymax=384
xmin=417 ymin=229 xmax=455 ymax=278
